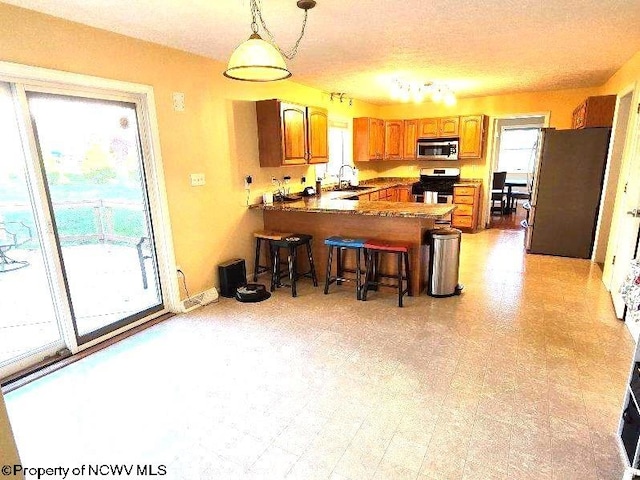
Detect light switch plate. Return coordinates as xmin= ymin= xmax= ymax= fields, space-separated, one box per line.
xmin=190 ymin=173 xmax=205 ymax=186
xmin=172 ymin=92 xmax=185 ymax=112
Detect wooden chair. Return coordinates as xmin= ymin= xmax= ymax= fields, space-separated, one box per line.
xmin=491 ymin=171 xmax=507 ymax=215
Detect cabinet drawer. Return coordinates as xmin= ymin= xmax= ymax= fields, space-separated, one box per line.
xmin=454 ymin=195 xmax=474 ymax=205
xmin=452 ymin=216 xmax=473 ymax=228
xmin=454 ymin=186 xmax=476 ymax=196
xmin=454 ymin=204 xmax=474 ymax=216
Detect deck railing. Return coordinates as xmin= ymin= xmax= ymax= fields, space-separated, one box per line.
xmin=0 ymin=199 xmax=145 ymax=246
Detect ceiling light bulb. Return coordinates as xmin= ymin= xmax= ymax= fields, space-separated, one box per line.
xmin=413 ymin=86 xmax=425 ymax=103
xmin=390 ymin=81 xmax=403 ymax=100
xmin=224 ymin=33 xmax=291 ymax=81
xmin=432 ymin=87 xmax=443 ymax=103
xmin=399 ymin=87 xmax=410 ymax=103
xmin=444 ymin=91 xmax=457 ymax=106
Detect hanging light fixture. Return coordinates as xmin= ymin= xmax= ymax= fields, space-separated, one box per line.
xmin=224 ymin=0 xmax=316 ymax=82
xmin=390 ymin=80 xmax=456 ymax=105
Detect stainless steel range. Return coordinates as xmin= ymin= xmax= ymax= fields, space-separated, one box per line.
xmin=411 ymin=168 xmax=460 ymax=202
xmin=411 ymin=168 xmax=460 ymax=226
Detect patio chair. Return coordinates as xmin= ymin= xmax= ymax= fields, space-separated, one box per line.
xmin=0 ymin=221 xmax=32 ymax=272
xmin=136 ymin=236 xmax=152 ymax=289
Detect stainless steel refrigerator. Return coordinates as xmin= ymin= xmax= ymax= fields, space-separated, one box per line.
xmin=524 ymin=127 xmax=611 ymax=258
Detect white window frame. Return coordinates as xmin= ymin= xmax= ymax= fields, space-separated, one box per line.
xmin=0 ymin=61 xmax=180 ymax=357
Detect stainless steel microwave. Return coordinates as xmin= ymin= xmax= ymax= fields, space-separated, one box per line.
xmin=416 ymin=138 xmax=459 ymax=160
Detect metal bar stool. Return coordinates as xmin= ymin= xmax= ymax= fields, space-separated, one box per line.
xmin=362 ymin=239 xmax=412 ymax=307
xmin=253 ymin=230 xmax=292 ymax=281
xmin=323 ymin=236 xmax=367 ymax=300
xmin=270 ymin=234 xmax=318 ymax=297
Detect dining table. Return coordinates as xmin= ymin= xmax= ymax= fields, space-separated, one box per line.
xmin=504 ymin=179 xmax=529 ymax=213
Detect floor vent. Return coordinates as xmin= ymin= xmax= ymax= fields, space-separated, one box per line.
xmin=181 ymin=287 xmax=219 ymax=312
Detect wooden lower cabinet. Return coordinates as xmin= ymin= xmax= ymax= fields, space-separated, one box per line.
xmin=452 ymin=184 xmax=481 ymax=231
xmin=361 ymin=185 xmax=413 ymax=202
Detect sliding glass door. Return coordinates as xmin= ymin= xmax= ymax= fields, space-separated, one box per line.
xmin=0 ymin=80 xmax=166 ymax=379
xmin=27 ymin=93 xmax=162 ymax=343
xmin=0 ymin=82 xmax=65 ymax=371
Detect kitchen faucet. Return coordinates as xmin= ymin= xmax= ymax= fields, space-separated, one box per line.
xmin=337 ymin=164 xmax=355 ymax=189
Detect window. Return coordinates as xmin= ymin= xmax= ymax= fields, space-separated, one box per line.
xmin=315 ymin=122 xmax=355 ymax=182
xmin=496 ymin=128 xmax=540 ymax=174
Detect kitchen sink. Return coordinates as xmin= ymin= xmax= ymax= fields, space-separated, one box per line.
xmin=331 ymin=185 xmax=372 ymax=192
xmin=274 ymin=194 xmax=302 ymax=203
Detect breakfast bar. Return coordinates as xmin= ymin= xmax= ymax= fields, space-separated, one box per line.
xmin=250 ymin=190 xmax=456 ymax=296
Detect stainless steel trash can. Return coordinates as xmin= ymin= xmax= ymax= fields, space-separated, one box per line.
xmin=423 ymin=228 xmax=463 ymax=297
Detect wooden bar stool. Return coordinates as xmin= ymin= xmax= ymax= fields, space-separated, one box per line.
xmin=362 ymin=239 xmax=412 ymax=307
xmin=270 ymin=233 xmax=318 ymax=297
xmin=253 ymin=230 xmax=292 ymax=281
xmin=323 ymin=236 xmax=367 ymax=300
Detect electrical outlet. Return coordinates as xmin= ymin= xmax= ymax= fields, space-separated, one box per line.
xmin=244 ymin=175 xmax=252 ymax=189
xmin=190 ymin=173 xmax=205 ymax=186
xmin=301 ymin=176 xmax=306 ymax=184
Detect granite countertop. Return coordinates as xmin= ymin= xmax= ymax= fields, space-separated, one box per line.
xmin=250 ymin=188 xmax=455 ymax=219
xmin=454 ymin=179 xmax=483 ymax=187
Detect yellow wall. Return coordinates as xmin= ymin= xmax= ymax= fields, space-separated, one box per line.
xmin=0 ymin=391 xmax=23 ymax=479
xmin=0 ymin=3 xmax=379 ymax=296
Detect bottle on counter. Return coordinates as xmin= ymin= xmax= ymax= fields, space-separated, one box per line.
xmin=315 ymin=178 xmax=322 ymax=196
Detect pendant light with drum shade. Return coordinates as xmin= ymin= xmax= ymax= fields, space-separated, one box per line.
xmin=224 ymin=0 xmax=317 ymax=82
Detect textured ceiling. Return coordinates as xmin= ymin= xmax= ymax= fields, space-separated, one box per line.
xmin=4 ymin=0 xmax=640 ymax=105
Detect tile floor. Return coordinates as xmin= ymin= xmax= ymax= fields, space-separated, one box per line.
xmin=5 ymin=228 xmax=635 ymax=479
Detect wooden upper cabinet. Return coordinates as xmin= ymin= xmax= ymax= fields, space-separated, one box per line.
xmin=417 ymin=118 xmax=439 ymax=138
xmin=572 ymin=95 xmax=616 ymax=129
xmin=440 ymin=117 xmax=460 ymax=137
xmin=354 ymin=117 xmax=385 ymax=161
xmin=384 ymin=120 xmax=404 ymax=160
xmin=256 ymin=99 xmax=328 ymax=167
xmin=307 ymin=107 xmax=328 ymax=164
xmin=281 ymin=103 xmax=307 ymax=165
xmin=403 ymin=120 xmax=418 ymax=160
xmin=459 ymin=115 xmax=486 ymax=159
xmin=417 ymin=117 xmax=459 ymax=138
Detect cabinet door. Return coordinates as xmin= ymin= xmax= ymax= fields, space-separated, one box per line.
xmin=398 ymin=186 xmax=411 ymax=202
xmin=459 ymin=115 xmax=485 ymax=158
xmin=353 ymin=117 xmax=372 ymax=162
xmin=307 ymin=107 xmax=328 ymax=164
xmin=368 ymin=118 xmax=380 ymax=159
xmin=418 ymin=118 xmax=439 ymax=138
xmin=439 ymin=117 xmax=460 ymax=137
xmin=280 ymin=103 xmax=308 ymax=165
xmin=374 ymin=119 xmax=385 ymax=159
xmin=403 ymin=120 xmax=417 ymax=159
xmin=384 ymin=120 xmax=404 ymax=160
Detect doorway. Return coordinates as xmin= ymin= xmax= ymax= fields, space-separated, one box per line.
xmin=0 ymin=74 xmax=172 ymax=381
xmin=605 ymin=89 xmax=640 ymax=338
xmin=488 ymin=116 xmax=546 ymax=230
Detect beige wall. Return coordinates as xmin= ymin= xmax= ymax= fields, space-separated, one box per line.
xmin=0 ymin=390 xmax=23 ymax=479
xmin=0 ymin=3 xmax=379 ymax=295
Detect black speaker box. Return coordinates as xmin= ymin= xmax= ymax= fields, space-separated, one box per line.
xmin=218 ymin=258 xmax=247 ymax=298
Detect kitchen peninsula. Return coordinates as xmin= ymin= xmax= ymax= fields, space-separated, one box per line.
xmin=250 ymin=185 xmax=456 ymax=296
